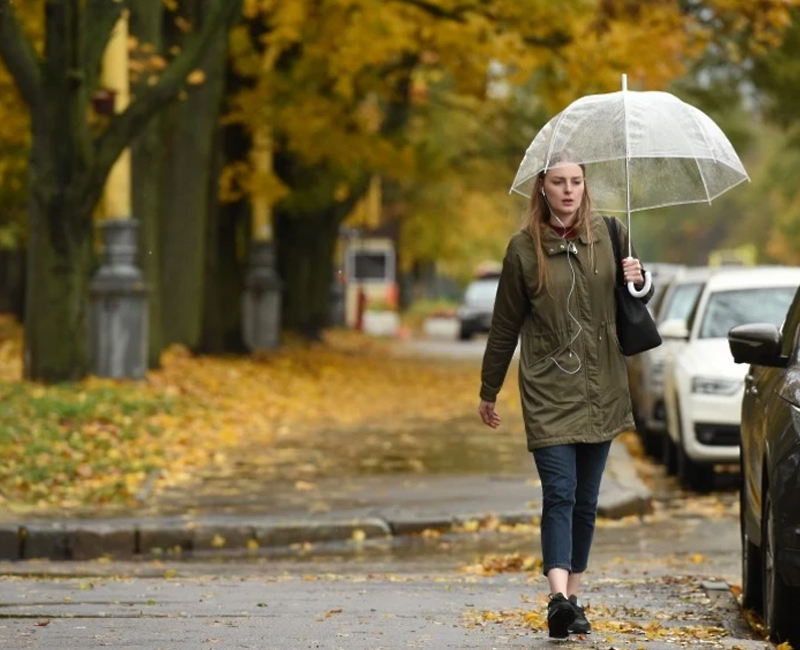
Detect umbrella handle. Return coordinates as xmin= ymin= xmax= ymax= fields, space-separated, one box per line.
xmin=627 ymin=270 xmax=652 ymax=298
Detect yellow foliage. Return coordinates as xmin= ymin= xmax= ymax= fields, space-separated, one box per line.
xmin=0 ymin=323 xmax=520 ymax=513
xmin=460 ymin=552 xmax=543 ymax=576
xmin=226 ymin=0 xmax=798 ymax=276
xmin=0 ymin=1 xmax=43 ymax=246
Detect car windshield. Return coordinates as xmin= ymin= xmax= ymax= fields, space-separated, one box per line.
xmin=464 ymin=279 xmax=499 ymax=303
xmin=698 ymin=286 xmax=797 ymax=339
xmin=659 ymin=282 xmax=703 ymax=324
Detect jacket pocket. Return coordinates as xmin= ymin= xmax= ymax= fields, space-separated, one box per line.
xmin=523 ymin=328 xmax=574 ymax=368
xmin=520 ymin=330 xmax=586 ymax=411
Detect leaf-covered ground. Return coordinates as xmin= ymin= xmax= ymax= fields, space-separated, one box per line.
xmin=0 ymin=316 xmax=521 ymax=515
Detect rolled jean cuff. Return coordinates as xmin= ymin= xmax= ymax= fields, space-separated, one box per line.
xmin=543 ymin=562 xmax=572 ymax=576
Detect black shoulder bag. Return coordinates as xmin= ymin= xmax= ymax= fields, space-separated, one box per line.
xmin=603 ymin=216 xmax=662 ymax=356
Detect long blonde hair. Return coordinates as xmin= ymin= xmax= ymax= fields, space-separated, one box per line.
xmin=524 ymin=152 xmax=596 ymax=294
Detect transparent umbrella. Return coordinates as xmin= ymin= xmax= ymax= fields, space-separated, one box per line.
xmin=510 ymin=74 xmax=750 ymax=296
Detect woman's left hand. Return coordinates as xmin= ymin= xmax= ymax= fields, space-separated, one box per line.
xmin=622 ymin=257 xmax=644 ymax=288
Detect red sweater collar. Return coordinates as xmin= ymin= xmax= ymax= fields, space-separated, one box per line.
xmin=550 ymin=224 xmax=578 ymax=239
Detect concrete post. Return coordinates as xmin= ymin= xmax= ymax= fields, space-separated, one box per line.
xmin=242 ymin=241 xmax=282 ymax=351
xmin=88 ymin=10 xmax=148 ymax=379
xmin=329 ymin=275 xmax=346 ymax=328
xmin=89 ymin=220 xmax=148 ymax=379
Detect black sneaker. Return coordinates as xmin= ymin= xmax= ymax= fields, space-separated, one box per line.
xmin=547 ymin=593 xmax=576 ymax=639
xmin=568 ymin=595 xmax=591 ymax=635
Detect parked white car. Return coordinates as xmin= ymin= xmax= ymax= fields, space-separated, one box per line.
xmin=628 ymin=267 xmax=714 ymax=458
xmin=661 ymin=266 xmax=800 ymax=491
xmin=644 ymin=262 xmax=685 ymax=315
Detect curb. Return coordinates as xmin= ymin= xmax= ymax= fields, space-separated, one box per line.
xmin=0 ymin=441 xmax=653 ymax=562
xmin=0 ymin=512 xmax=539 ymax=562
xmin=0 ymin=495 xmax=650 ymax=563
xmin=598 ymin=437 xmax=653 ymax=519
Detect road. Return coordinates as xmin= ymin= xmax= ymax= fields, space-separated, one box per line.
xmin=397 ymin=333 xmax=494 ymax=360
xmin=0 ymin=466 xmax=773 ymax=650
xmin=0 ymin=336 xmax=772 ymax=649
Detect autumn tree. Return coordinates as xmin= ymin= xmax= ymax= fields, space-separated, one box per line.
xmin=616 ymin=0 xmax=800 ymax=265
xmin=745 ymin=5 xmax=800 ymax=264
xmin=228 ymin=0 xmax=754 ymax=336
xmin=0 ymin=0 xmax=241 ymax=381
xmin=0 ymin=1 xmax=41 ymax=317
xmin=126 ymin=0 xmax=242 ymax=364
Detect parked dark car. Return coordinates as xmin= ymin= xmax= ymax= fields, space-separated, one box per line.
xmin=457 ymin=274 xmax=499 ymax=340
xmin=728 ymin=285 xmax=800 ymax=647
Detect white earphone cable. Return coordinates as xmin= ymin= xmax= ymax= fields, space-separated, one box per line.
xmin=546 ymin=205 xmax=583 ymax=375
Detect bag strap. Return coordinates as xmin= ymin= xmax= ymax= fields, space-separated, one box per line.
xmin=603 ymin=216 xmax=624 ymax=287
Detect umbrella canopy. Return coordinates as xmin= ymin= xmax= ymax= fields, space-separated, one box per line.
xmin=510 ymin=75 xmax=749 ymax=296
xmin=510 ymin=79 xmax=749 ymax=216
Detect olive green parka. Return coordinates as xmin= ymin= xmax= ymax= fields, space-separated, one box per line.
xmin=480 ymin=213 xmax=653 ymax=451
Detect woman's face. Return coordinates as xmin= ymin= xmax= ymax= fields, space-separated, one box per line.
xmin=541 ymin=163 xmax=584 ymax=222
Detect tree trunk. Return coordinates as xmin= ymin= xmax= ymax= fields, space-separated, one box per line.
xmin=200 ymin=117 xmax=249 ymax=354
xmin=200 ymin=56 xmax=252 ymax=354
xmin=215 ymin=200 xmax=249 ymax=352
xmin=158 ymin=0 xmax=232 ymax=350
xmin=272 ymin=150 xmax=370 ymax=338
xmin=274 ymin=206 xmax=342 ymax=339
xmin=0 ymin=0 xmax=243 ymax=382
xmin=201 ymin=195 xmax=250 ymax=354
xmin=22 ymin=2 xmax=96 ymax=381
xmin=130 ymin=0 xmax=165 ymax=368
xmin=0 ymin=249 xmax=26 ymax=319
xmin=24 ymin=152 xmax=95 ymax=381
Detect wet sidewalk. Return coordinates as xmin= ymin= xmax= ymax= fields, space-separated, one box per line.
xmin=0 ymin=437 xmax=651 ymax=562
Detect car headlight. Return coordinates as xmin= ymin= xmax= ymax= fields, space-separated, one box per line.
xmin=691 ymin=377 xmax=742 ymax=395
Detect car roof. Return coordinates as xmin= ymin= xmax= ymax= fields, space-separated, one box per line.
xmin=647 ymin=262 xmax=685 ymax=275
xmin=703 ymin=265 xmax=800 ymax=291
xmin=669 ymin=266 xmax=718 ymax=283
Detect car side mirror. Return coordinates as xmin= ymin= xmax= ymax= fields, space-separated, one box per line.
xmin=659 ymin=318 xmax=689 ymax=340
xmin=727 ymin=323 xmax=787 ymax=368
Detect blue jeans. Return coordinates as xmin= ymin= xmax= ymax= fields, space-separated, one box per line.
xmin=532 ymin=441 xmax=612 ymax=575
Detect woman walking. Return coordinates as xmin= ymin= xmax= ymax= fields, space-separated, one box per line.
xmin=478 ymin=151 xmax=651 ymax=639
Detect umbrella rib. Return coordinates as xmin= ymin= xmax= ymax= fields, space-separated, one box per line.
xmin=544 ymin=109 xmax=570 ymax=173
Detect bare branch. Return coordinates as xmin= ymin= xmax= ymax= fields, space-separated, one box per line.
xmin=385 ymin=0 xmax=479 ymax=22
xmin=89 ymin=0 xmax=242 ymax=197
xmin=386 ymin=0 xmax=570 ymax=49
xmin=82 ymin=0 xmax=127 ymax=94
xmin=0 ymin=0 xmax=43 ymax=108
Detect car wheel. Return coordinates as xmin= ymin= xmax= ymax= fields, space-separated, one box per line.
xmin=677 ymin=444 xmax=713 ymax=492
xmin=661 ymin=428 xmax=677 ymax=476
xmin=639 ymin=428 xmax=661 ymax=460
xmin=676 ymin=402 xmax=713 ymax=492
xmin=458 ymin=325 xmax=472 ymax=341
xmin=762 ymin=488 xmax=800 ymax=645
xmin=739 ymin=473 xmax=762 ymax=612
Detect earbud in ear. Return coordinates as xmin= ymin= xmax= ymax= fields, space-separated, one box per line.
xmin=540 ymin=188 xmax=546 ymax=197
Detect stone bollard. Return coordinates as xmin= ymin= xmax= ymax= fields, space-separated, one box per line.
xmin=89 ymin=219 xmax=148 ymax=379
xmin=242 ymin=241 xmax=282 ymax=351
